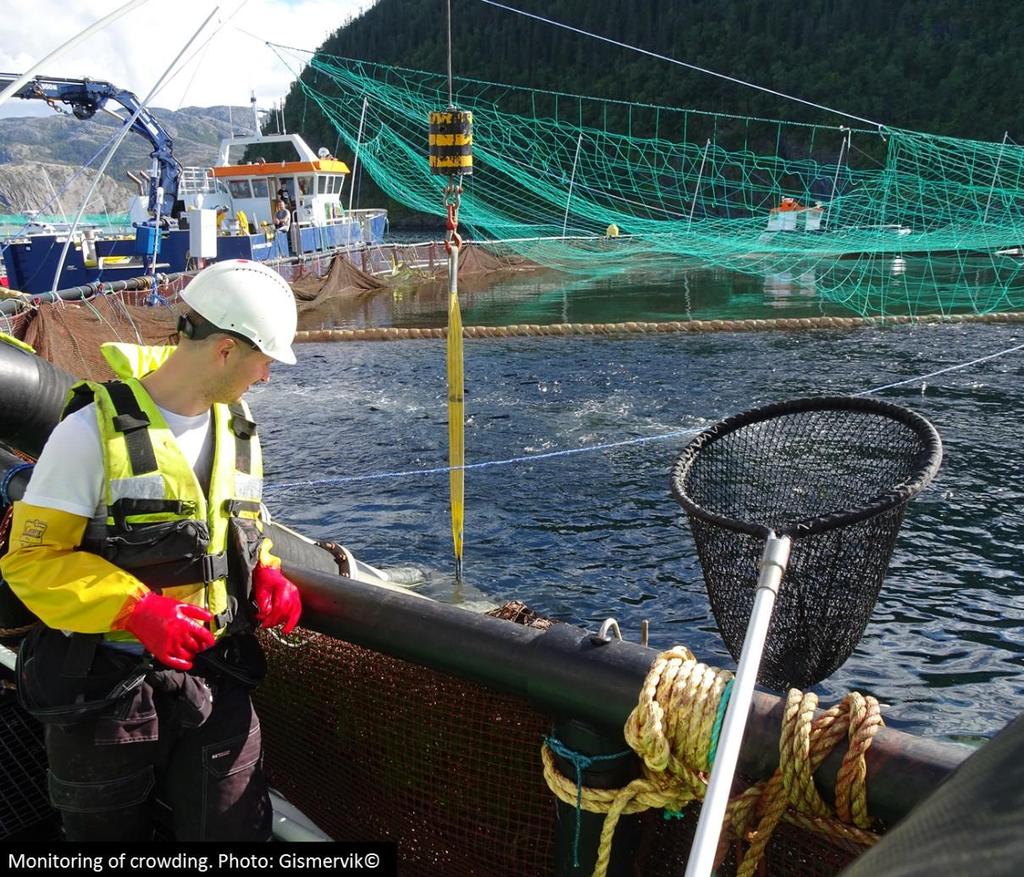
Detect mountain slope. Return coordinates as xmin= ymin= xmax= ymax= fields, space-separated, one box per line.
xmin=271 ymin=0 xmax=1024 ymax=225
xmin=297 ymin=0 xmax=1024 ymax=140
xmin=0 ymin=105 xmax=248 ymax=214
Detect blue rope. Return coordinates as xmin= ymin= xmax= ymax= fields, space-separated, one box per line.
xmin=707 ymin=678 xmax=734 ymax=769
xmin=545 ymin=735 xmax=631 ymax=867
xmin=1 ymin=463 xmax=34 ymax=507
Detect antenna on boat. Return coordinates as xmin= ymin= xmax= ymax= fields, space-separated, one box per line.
xmin=250 ymin=90 xmax=260 ymax=137
xmin=431 ymin=0 xmax=474 ymax=584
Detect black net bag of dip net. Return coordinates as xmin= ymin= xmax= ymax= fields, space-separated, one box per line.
xmin=670 ymin=395 xmax=942 ymax=692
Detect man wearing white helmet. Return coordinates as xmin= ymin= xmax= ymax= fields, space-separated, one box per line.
xmin=2 ymin=259 xmax=301 ymax=842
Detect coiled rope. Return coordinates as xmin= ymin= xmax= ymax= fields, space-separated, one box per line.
xmin=541 ymin=646 xmax=883 ymax=877
xmin=295 ymin=310 xmax=1024 ymax=343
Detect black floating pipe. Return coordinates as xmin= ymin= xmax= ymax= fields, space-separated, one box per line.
xmin=551 ymin=719 xmax=640 ymax=877
xmin=0 ymin=343 xmax=76 ymax=460
xmin=0 ymin=273 xmax=185 ymax=316
xmin=286 ymin=562 xmax=970 ymax=827
xmin=0 ymin=447 xmax=33 ymax=502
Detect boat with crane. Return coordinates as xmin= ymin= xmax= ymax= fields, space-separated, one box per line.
xmin=0 ymin=76 xmax=386 ymax=295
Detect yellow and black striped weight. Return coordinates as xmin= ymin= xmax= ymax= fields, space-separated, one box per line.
xmin=429 ymin=109 xmax=473 ymax=175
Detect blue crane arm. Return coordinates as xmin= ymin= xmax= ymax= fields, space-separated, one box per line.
xmin=0 ymin=73 xmax=181 ymax=218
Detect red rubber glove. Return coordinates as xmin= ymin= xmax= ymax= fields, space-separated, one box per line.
xmin=114 ymin=592 xmax=215 ymax=671
xmin=252 ymin=563 xmax=302 ymax=635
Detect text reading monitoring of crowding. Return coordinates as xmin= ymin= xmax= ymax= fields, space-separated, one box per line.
xmin=8 ymin=851 xmax=387 ymax=872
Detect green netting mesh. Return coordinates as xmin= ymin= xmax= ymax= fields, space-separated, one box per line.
xmin=282 ymin=50 xmax=1024 ymax=317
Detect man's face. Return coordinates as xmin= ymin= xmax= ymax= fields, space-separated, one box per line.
xmin=212 ymin=339 xmax=274 ymax=403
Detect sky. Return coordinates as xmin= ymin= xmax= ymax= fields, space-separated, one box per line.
xmin=0 ymin=0 xmax=376 ymax=118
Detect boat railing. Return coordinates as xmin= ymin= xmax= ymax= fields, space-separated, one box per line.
xmin=178 ymin=166 xmax=218 ymax=195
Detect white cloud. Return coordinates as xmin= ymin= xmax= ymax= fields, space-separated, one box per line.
xmin=0 ymin=0 xmax=375 ymax=117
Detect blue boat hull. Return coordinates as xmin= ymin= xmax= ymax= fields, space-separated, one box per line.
xmin=2 ymin=216 xmax=387 ymax=294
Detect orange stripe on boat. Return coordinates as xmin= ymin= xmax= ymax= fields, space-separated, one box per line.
xmin=212 ymin=159 xmax=351 ymax=178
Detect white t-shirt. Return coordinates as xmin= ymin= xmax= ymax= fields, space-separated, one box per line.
xmin=25 ymin=402 xmax=214 ymax=518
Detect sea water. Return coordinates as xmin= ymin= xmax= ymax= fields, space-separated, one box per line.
xmin=255 ymin=267 xmax=1024 ymax=742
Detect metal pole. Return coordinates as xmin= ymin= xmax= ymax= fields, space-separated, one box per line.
xmin=688 ymin=139 xmax=712 ymax=226
xmin=982 ymin=131 xmax=1009 ymax=226
xmin=562 ymin=131 xmax=584 ymax=239
xmin=825 ymin=127 xmax=850 ymax=231
xmin=348 ymin=96 xmax=369 ymax=214
xmin=684 ymin=532 xmax=791 ymax=877
xmin=40 ymin=166 xmax=69 ymax=226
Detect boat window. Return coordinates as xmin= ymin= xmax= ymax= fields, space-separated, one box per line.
xmin=297 ymin=176 xmax=313 ymax=197
xmin=228 ymin=180 xmax=252 ymax=199
xmin=317 ymin=176 xmax=328 ymax=194
xmin=251 ymin=179 xmax=269 ymax=198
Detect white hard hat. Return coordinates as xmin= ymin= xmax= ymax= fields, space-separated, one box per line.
xmin=180 ymin=259 xmax=297 ymax=364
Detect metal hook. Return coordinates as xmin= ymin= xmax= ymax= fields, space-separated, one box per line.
xmin=592 ymin=617 xmax=652 ymax=646
xmin=595 ymin=618 xmax=623 ymax=643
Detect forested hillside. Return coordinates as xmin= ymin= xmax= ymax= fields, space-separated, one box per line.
xmin=277 ymin=0 xmax=1024 ymax=224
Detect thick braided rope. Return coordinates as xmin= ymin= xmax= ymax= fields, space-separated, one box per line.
xmin=294 ymin=310 xmax=1024 ymax=343
xmin=723 ymin=689 xmax=884 ymax=877
xmin=541 ymin=648 xmax=884 ymax=877
xmin=542 ymin=646 xmax=730 ymax=877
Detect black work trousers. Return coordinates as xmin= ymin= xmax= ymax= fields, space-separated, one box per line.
xmin=43 ymin=669 xmax=272 ymax=842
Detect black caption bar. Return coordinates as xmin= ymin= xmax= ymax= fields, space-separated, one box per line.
xmin=5 ymin=842 xmax=398 ymax=877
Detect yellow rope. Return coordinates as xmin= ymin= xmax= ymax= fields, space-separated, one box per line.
xmin=541 ymin=647 xmax=884 ymax=877
xmin=295 ymin=310 xmax=1024 ymax=344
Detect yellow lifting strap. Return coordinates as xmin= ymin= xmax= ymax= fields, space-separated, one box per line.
xmin=429 ymin=7 xmax=472 ymax=579
xmin=447 ymin=278 xmax=465 ymax=581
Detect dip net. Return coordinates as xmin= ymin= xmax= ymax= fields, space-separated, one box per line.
xmin=670 ymin=396 xmax=942 ymax=691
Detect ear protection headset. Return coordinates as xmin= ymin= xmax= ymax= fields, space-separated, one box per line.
xmin=176 ymin=313 xmax=258 ymax=350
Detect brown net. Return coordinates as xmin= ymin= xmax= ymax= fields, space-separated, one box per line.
xmin=631 ymin=809 xmax=866 ymax=877
xmin=15 ymin=290 xmax=182 ymax=381
xmin=290 ymin=254 xmax=387 ymax=310
xmin=0 ymin=691 xmax=56 ymax=839
xmin=256 ymin=630 xmax=556 ymax=875
xmin=255 ymin=624 xmax=877 ymax=876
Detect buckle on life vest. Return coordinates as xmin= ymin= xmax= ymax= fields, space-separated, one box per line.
xmin=200 ymin=552 xmax=229 ymax=583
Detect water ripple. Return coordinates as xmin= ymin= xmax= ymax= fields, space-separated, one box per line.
xmin=257 ymin=320 xmax=1024 ymax=740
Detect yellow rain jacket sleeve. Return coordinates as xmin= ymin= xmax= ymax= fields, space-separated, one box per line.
xmin=258 ymin=537 xmax=281 ymax=570
xmin=0 ymin=502 xmax=149 ymax=633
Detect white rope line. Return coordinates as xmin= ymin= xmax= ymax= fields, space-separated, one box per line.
xmin=263 ymin=334 xmax=1023 ymax=496
xmin=476 ymin=0 xmax=887 ymax=131
xmin=855 ymin=340 xmax=1024 ymax=395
